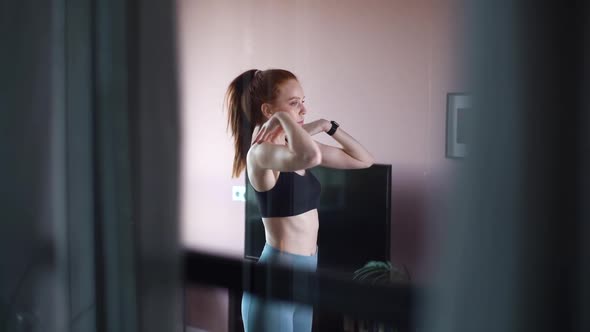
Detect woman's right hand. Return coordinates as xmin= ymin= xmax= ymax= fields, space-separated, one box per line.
xmin=252 ymin=113 xmax=284 ymax=145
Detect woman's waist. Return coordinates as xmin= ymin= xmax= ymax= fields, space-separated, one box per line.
xmin=262 ymin=210 xmax=319 ymax=256
xmin=262 ymin=209 xmax=319 ymax=234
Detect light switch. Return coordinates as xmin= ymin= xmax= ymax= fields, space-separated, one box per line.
xmin=232 ymin=185 xmax=246 ymax=201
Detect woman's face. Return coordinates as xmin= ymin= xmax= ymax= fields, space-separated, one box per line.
xmin=267 ymin=79 xmax=307 ymax=125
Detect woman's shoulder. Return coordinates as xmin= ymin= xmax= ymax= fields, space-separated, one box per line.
xmin=247 ymin=141 xmax=284 ymax=164
xmin=246 ymin=144 xmax=284 ymax=173
xmin=246 ymin=142 xmax=261 ymax=166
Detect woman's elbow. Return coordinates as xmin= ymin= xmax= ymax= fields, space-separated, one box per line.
xmin=302 ymin=149 xmax=322 ymax=168
xmin=360 ymin=156 xmax=375 ymax=169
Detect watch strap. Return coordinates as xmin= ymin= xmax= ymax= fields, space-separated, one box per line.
xmin=327 ymin=120 xmax=339 ymax=136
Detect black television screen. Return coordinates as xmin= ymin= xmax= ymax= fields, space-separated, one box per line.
xmin=245 ymin=164 xmax=391 ymax=275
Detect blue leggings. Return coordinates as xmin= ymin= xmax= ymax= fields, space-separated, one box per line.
xmin=241 ymin=243 xmax=318 ymax=332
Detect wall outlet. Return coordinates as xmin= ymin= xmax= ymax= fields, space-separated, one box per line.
xmin=232 ymin=186 xmax=246 ymax=201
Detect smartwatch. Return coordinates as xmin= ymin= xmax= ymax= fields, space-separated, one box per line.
xmin=326 ymin=120 xmax=340 ymax=136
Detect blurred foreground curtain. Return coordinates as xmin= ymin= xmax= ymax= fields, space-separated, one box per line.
xmin=0 ymin=1 xmax=182 ymax=331
xmin=420 ymin=1 xmax=589 ymax=332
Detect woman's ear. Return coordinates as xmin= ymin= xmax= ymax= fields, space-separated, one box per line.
xmin=261 ymin=103 xmax=272 ymax=119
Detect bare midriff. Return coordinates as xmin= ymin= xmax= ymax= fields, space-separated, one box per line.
xmin=262 ymin=209 xmax=319 ymax=256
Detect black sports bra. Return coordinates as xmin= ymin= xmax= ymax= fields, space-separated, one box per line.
xmin=253 ymin=170 xmax=321 ymax=218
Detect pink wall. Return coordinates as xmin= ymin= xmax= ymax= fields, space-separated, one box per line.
xmin=177 ymin=0 xmax=464 ymax=330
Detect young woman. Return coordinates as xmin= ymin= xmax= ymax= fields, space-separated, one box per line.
xmin=225 ymin=69 xmax=374 ymax=332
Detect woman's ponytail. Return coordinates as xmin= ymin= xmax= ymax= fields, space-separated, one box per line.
xmin=225 ymin=69 xmax=259 ymax=178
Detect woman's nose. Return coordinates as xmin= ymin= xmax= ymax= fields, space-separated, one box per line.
xmin=300 ymin=105 xmax=307 ymax=115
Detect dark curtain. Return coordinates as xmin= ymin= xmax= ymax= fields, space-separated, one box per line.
xmin=0 ymin=1 xmax=182 ymax=331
